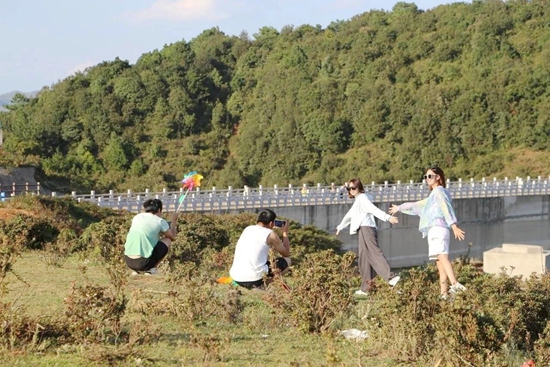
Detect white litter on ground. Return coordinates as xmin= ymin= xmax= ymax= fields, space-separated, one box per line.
xmin=339 ymin=329 xmax=368 ymax=340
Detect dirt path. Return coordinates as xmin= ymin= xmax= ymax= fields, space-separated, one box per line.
xmin=0 ymin=208 xmax=36 ymax=220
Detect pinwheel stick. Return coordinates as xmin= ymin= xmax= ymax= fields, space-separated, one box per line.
xmin=175 ymin=188 xmax=191 ymax=212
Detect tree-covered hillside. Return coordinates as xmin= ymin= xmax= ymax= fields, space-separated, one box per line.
xmin=1 ymin=0 xmax=550 ymax=193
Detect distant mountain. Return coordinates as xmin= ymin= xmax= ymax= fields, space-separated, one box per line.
xmin=0 ymin=90 xmax=39 ymax=110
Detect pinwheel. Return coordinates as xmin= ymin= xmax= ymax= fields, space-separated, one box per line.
xmin=176 ymin=171 xmax=204 ymax=212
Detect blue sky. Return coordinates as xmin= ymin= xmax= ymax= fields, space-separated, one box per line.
xmin=1 ymin=0 xmax=467 ymax=94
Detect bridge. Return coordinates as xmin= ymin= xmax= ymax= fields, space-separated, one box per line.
xmin=12 ymin=175 xmax=550 ymax=268
xmin=58 ymin=176 xmax=550 ymax=212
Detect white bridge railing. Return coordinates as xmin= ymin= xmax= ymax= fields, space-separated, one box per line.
xmin=53 ymin=176 xmax=550 ymax=213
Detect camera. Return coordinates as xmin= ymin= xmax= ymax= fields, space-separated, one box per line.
xmin=273 ymin=219 xmax=286 ymax=228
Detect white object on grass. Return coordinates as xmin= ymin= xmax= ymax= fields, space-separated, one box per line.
xmin=339 ymin=329 xmax=368 ymax=340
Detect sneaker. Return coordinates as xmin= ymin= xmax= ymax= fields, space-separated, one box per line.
xmin=130 ymin=271 xmax=140 ymax=277
xmin=144 ymin=268 xmax=159 ymax=276
xmin=449 ymin=282 xmax=466 ymax=293
xmin=388 ymin=275 xmax=401 ymax=287
xmin=354 ymin=289 xmax=369 ymax=297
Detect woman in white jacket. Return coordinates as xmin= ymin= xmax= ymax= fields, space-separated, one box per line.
xmin=336 ymin=178 xmax=400 ymax=296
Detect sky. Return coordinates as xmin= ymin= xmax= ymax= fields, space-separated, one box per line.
xmin=0 ymin=0 xmax=468 ymax=94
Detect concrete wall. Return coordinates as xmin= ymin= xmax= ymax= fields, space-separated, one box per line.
xmin=266 ymin=195 xmax=550 ymax=268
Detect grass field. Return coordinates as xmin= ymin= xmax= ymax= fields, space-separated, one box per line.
xmin=0 ymin=197 xmax=544 ymax=366
xmin=1 ymin=252 xmax=397 ymax=367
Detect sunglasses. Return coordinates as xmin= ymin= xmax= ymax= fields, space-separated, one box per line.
xmin=346 ymin=186 xmax=358 ymax=191
xmin=424 ymin=174 xmax=437 ymax=180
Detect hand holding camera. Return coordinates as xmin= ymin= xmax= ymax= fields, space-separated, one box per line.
xmin=273 ymin=219 xmax=286 ymax=228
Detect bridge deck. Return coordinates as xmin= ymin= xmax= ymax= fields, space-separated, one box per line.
xmin=51 ymin=176 xmax=550 ymax=213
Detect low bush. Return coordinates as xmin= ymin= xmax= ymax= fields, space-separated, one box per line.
xmin=0 ymin=216 xmax=30 ymax=295
xmin=287 ymin=224 xmax=343 ymax=262
xmin=42 ymin=228 xmax=80 ymax=267
xmin=264 ymin=250 xmax=356 ymax=334
xmin=64 ymin=283 xmax=128 ymax=345
xmin=0 ymin=214 xmax=58 ymax=251
xmin=363 ymin=263 xmax=550 ymax=365
xmin=164 ymin=266 xmax=245 ymax=326
xmin=0 ymin=301 xmax=69 ymax=350
xmin=166 ymin=213 xmax=230 ymax=269
xmin=3 ymin=196 xmax=116 ymax=232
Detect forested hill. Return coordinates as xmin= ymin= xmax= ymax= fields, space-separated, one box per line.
xmin=1 ymin=1 xmax=550 ymax=193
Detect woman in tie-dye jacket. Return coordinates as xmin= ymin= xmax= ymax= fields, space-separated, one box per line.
xmin=389 ymin=166 xmax=466 ymax=298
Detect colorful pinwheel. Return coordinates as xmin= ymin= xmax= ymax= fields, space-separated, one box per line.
xmin=181 ymin=171 xmax=203 ymax=191
xmin=176 ymin=171 xmax=204 ymax=212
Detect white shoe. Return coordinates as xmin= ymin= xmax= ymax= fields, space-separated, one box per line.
xmin=354 ymin=289 xmax=369 ymax=297
xmin=144 ymin=268 xmax=159 ymax=275
xmin=388 ymin=275 xmax=401 ymax=287
xmin=449 ymin=282 xmax=466 ymax=293
xmin=130 ymin=271 xmax=140 ymax=277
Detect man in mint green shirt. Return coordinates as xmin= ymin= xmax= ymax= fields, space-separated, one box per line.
xmin=124 ymin=199 xmax=178 ymax=275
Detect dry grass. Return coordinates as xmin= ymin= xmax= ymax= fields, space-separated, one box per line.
xmin=0 ymin=208 xmax=37 ymax=221
xmin=1 ymin=251 xmax=394 ymax=367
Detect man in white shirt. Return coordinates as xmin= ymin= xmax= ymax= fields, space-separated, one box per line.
xmin=229 ymin=209 xmax=291 ymax=289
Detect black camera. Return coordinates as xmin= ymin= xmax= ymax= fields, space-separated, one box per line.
xmin=273 ymin=219 xmax=286 ymax=228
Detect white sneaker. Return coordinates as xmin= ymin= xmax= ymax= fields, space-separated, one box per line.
xmin=144 ymin=268 xmax=159 ymax=275
xmin=449 ymin=282 xmax=466 ymax=293
xmin=388 ymin=275 xmax=401 ymax=287
xmin=130 ymin=271 xmax=140 ymax=277
xmin=354 ymin=289 xmax=369 ymax=297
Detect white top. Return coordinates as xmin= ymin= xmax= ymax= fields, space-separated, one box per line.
xmin=229 ymin=225 xmax=273 ymax=282
xmin=336 ymin=192 xmax=391 ymax=235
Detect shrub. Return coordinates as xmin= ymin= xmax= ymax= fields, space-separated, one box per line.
xmin=167 ymin=213 xmax=230 ymax=268
xmin=0 ymin=216 xmax=31 ymax=295
xmin=200 ymin=246 xmax=235 ymax=276
xmin=363 ymin=263 xmax=550 ymax=365
xmin=534 ymin=322 xmax=550 ymax=365
xmin=64 ymin=283 xmax=128 ymax=344
xmin=42 ymin=228 xmax=80 ymax=267
xmin=264 ymin=250 xmax=356 ymax=333
xmin=287 ymin=224 xmax=343 ymax=262
xmin=77 ymin=216 xmax=130 ymax=254
xmin=163 ymin=258 xmax=244 ymax=324
xmin=0 ymin=301 xmax=69 ymax=350
xmin=0 ymin=214 xmax=59 ymax=250
xmin=3 ymin=195 xmax=116 ymax=232
xmin=78 ymin=217 xmax=131 ymax=293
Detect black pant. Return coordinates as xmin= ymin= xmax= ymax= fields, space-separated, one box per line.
xmin=124 ymin=242 xmax=168 ymax=272
xmin=235 ymin=258 xmax=289 ymax=289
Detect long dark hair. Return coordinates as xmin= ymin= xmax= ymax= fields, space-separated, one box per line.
xmin=428 ymin=166 xmax=446 ymax=189
xmin=347 ymin=178 xmax=365 ymax=198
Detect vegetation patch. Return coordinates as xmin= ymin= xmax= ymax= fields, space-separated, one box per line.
xmin=0 ymin=196 xmax=548 ymax=365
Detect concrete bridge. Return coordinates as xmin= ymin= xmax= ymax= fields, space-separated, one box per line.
xmin=60 ymin=176 xmax=550 ymax=268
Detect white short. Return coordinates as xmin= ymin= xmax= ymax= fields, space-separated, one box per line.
xmin=427 ymin=226 xmax=450 ymax=260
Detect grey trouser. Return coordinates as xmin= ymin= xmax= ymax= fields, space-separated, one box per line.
xmin=358 ymin=226 xmax=393 ymax=292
